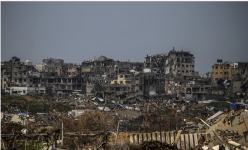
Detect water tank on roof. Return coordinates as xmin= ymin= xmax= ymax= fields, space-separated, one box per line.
xmin=217 ymin=59 xmax=222 ymax=63
xmin=26 ymin=60 xmax=29 ymax=62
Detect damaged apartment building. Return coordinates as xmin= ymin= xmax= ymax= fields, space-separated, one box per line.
xmin=164 ymin=47 xmax=197 ymax=78
xmin=1 ymin=56 xmax=46 ymax=95
xmin=81 ymin=55 xmax=144 ymax=96
xmin=2 ymin=47 xmax=207 ymax=99
xmin=142 ymin=47 xmax=199 ymax=97
xmin=164 ymin=75 xmax=212 ymax=100
xmin=211 ymin=59 xmax=234 ymax=82
xmin=42 ymin=58 xmax=83 ymax=95
xmin=231 ymin=62 xmax=248 ymax=97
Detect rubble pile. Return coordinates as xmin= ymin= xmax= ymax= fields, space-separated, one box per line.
xmin=141 ymin=141 xmax=178 ymax=150
xmin=216 ymin=129 xmax=243 ymax=143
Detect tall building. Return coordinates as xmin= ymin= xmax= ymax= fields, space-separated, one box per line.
xmin=164 ymin=47 xmax=195 ymax=77
xmin=144 ymin=53 xmax=166 ymax=73
xmin=211 ymin=59 xmax=234 ymax=82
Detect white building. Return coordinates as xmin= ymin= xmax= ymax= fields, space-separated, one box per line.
xmin=6 ymin=87 xmax=46 ymax=95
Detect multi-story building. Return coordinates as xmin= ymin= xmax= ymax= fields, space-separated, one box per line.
xmin=144 ymin=53 xmax=166 ymax=73
xmin=164 ymin=47 xmax=195 ymax=77
xmin=211 ymin=59 xmax=234 ymax=82
xmin=42 ymin=58 xmax=83 ymax=95
xmin=164 ymin=76 xmax=211 ymax=100
xmin=2 ymin=47 xmax=199 ymax=98
xmin=1 ymin=56 xmax=46 ymax=95
xmin=231 ymin=62 xmax=248 ymax=97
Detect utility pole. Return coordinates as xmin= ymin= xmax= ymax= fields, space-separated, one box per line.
xmin=125 ymin=120 xmax=128 ymax=138
xmin=51 ymin=135 xmax=54 ymax=150
xmin=25 ymin=138 xmax=27 ymax=150
xmin=115 ymin=120 xmax=120 ymax=144
xmin=36 ymin=137 xmax=39 ymax=150
xmin=61 ymin=122 xmax=64 ymax=146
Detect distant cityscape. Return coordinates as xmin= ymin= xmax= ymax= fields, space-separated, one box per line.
xmin=1 ymin=47 xmax=248 ymax=149
xmin=1 ymin=47 xmax=247 ymax=100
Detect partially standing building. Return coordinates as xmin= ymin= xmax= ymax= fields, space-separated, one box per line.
xmin=211 ymin=59 xmax=234 ymax=82
xmin=164 ymin=47 xmax=196 ymax=78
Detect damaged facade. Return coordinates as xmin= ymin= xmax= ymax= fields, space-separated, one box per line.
xmin=165 ymin=47 xmax=196 ymax=77
xmin=2 ymin=49 xmax=248 ymax=150
xmin=1 ymin=56 xmax=46 ymax=95
xmin=212 ymin=59 xmax=234 ymax=82
xmin=231 ymin=62 xmax=248 ymax=97
xmin=2 ymin=47 xmax=247 ymax=103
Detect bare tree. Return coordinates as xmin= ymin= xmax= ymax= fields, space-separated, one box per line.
xmin=59 ymin=111 xmax=115 ymax=149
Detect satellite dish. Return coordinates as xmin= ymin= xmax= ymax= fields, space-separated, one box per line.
xmin=38 ymin=84 xmax=41 ymax=87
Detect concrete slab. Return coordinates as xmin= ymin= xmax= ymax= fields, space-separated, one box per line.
xmin=243 ymin=131 xmax=248 ymax=142
xmin=230 ymin=115 xmax=240 ymax=126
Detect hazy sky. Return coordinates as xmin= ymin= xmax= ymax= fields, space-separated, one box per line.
xmin=2 ymin=2 xmax=248 ymax=74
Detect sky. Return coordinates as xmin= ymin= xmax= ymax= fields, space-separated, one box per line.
xmin=1 ymin=2 xmax=248 ymax=74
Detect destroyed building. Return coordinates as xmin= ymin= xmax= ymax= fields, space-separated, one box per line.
xmin=42 ymin=58 xmax=83 ymax=95
xmin=2 ymin=47 xmax=217 ymax=101
xmin=144 ymin=53 xmax=166 ymax=73
xmin=164 ymin=75 xmax=212 ymax=100
xmin=231 ymin=62 xmax=248 ymax=97
xmin=164 ymin=47 xmax=196 ymax=78
xmin=211 ymin=59 xmax=234 ymax=82
xmin=1 ymin=56 xmax=46 ymax=95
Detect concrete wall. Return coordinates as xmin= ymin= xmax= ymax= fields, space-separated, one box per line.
xmin=130 ymin=131 xmax=209 ymax=150
xmin=232 ymin=81 xmax=242 ymax=93
xmin=86 ymin=82 xmax=94 ymax=96
xmin=34 ymin=65 xmax=45 ymax=72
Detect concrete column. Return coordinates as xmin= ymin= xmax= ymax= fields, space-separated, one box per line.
xmin=184 ymin=134 xmax=190 ymax=150
xmin=130 ymin=133 xmax=134 ymax=144
xmin=138 ymin=133 xmax=143 ymax=144
xmin=170 ymin=131 xmax=175 ymax=144
xmin=180 ymin=134 xmax=185 ymax=150
xmin=161 ymin=132 xmax=165 ymax=143
xmin=142 ymin=133 xmax=147 ymax=142
xmin=152 ymin=132 xmax=156 ymax=141
xmin=147 ymin=133 xmax=152 ymax=142
xmin=134 ymin=134 xmax=138 ymax=144
xmin=193 ymin=134 xmax=199 ymax=147
xmin=189 ymin=134 xmax=194 ymax=148
xmin=157 ymin=132 xmax=161 ymax=142
xmin=165 ymin=132 xmax=170 ymax=144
